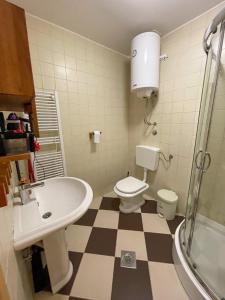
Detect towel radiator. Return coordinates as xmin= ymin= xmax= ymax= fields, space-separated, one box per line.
xmin=33 ymin=90 xmax=66 ymax=181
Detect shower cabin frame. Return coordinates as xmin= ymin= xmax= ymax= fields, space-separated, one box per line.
xmin=186 ymin=21 xmax=225 ymax=257
xmin=174 ymin=6 xmax=225 ymax=300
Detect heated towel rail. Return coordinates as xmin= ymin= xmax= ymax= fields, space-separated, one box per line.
xmin=33 ymin=90 xmax=66 ymax=181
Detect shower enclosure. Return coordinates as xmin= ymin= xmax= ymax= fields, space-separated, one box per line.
xmin=173 ymin=6 xmax=225 ymax=300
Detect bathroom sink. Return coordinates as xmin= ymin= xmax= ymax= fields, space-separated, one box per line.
xmin=13 ymin=177 xmax=93 ymax=251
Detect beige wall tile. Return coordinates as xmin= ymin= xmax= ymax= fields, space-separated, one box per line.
xmin=27 ymin=15 xmax=129 ymax=197
xmin=0 ymin=182 xmax=33 ymax=300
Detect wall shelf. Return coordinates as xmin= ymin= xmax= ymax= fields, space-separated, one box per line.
xmin=0 ymin=0 xmax=39 ymax=137
xmin=0 ymin=152 xmax=30 ymax=163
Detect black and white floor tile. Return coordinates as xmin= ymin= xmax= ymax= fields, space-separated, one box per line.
xmin=34 ymin=196 xmax=189 ymax=300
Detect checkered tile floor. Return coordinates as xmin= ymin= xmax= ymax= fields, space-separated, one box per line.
xmin=35 ymin=196 xmax=189 ymax=300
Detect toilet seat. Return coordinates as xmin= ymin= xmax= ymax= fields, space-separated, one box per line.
xmin=113 ymin=176 xmax=149 ymax=213
xmin=116 ymin=176 xmax=147 ymax=194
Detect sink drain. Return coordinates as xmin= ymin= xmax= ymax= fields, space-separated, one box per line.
xmin=42 ymin=212 xmax=52 ymax=219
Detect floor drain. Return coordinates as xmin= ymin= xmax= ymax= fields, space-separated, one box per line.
xmin=42 ymin=212 xmax=52 ymax=219
xmin=120 ymin=250 xmax=136 ymax=269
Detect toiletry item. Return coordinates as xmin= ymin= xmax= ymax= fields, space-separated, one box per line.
xmin=34 ymin=138 xmax=40 ymax=152
xmin=3 ymin=132 xmax=29 ymax=154
xmin=0 ymin=134 xmax=6 ymax=156
xmin=93 ymin=130 xmax=101 ymax=143
xmin=7 ymin=112 xmax=18 ymax=120
xmin=19 ymin=116 xmax=30 ymax=132
xmin=6 ymin=120 xmax=20 ymax=131
xmin=28 ymin=133 xmax=35 ymax=152
xmin=6 ymin=113 xmax=20 ymax=131
xmin=0 ymin=112 xmax=5 ymax=132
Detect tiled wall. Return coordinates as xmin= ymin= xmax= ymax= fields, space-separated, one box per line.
xmin=26 ymin=14 xmax=130 ymax=196
xmin=128 ymin=3 xmax=225 ymax=214
xmin=0 ymin=168 xmax=33 ymax=300
xmin=26 ymin=3 xmax=225 ymax=215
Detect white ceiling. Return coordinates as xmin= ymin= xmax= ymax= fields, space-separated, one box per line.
xmin=9 ymin=0 xmax=225 ymax=55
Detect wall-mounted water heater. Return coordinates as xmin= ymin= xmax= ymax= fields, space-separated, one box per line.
xmin=131 ymin=32 xmax=160 ymax=99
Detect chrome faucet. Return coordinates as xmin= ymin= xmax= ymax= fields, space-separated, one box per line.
xmin=18 ymin=182 xmax=45 ymax=205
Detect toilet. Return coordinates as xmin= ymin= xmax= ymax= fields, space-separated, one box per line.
xmin=114 ymin=145 xmax=160 ymax=213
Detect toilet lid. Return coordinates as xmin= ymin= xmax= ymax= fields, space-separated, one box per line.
xmin=157 ymin=189 xmax=178 ymax=203
xmin=116 ymin=176 xmax=147 ymax=194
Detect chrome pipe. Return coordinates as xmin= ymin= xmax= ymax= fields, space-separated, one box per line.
xmin=203 ymin=6 xmax=225 ymax=53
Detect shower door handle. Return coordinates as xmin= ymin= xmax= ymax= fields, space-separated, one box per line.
xmin=202 ymin=152 xmax=211 ymax=172
xmin=195 ymin=150 xmax=211 ymax=172
xmin=195 ymin=150 xmax=203 ymax=170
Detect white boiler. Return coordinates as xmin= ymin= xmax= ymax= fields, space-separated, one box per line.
xmin=131 ymin=32 xmax=160 ymax=98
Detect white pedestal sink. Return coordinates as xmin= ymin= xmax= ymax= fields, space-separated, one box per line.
xmin=13 ymin=177 xmax=93 ymax=293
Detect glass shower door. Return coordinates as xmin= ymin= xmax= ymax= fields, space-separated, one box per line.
xmin=184 ymin=29 xmax=222 ymax=253
xmin=184 ymin=22 xmax=225 ymax=299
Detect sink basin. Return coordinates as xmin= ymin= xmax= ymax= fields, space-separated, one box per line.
xmin=14 ymin=176 xmax=93 ymax=293
xmin=14 ymin=177 xmax=93 ymax=251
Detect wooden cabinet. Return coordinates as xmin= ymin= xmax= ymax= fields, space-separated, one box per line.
xmin=0 ymin=0 xmax=39 ymax=136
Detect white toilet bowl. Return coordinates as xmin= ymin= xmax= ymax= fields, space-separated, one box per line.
xmin=114 ymin=176 xmax=149 ymax=213
xmin=114 ymin=145 xmax=160 ymax=213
